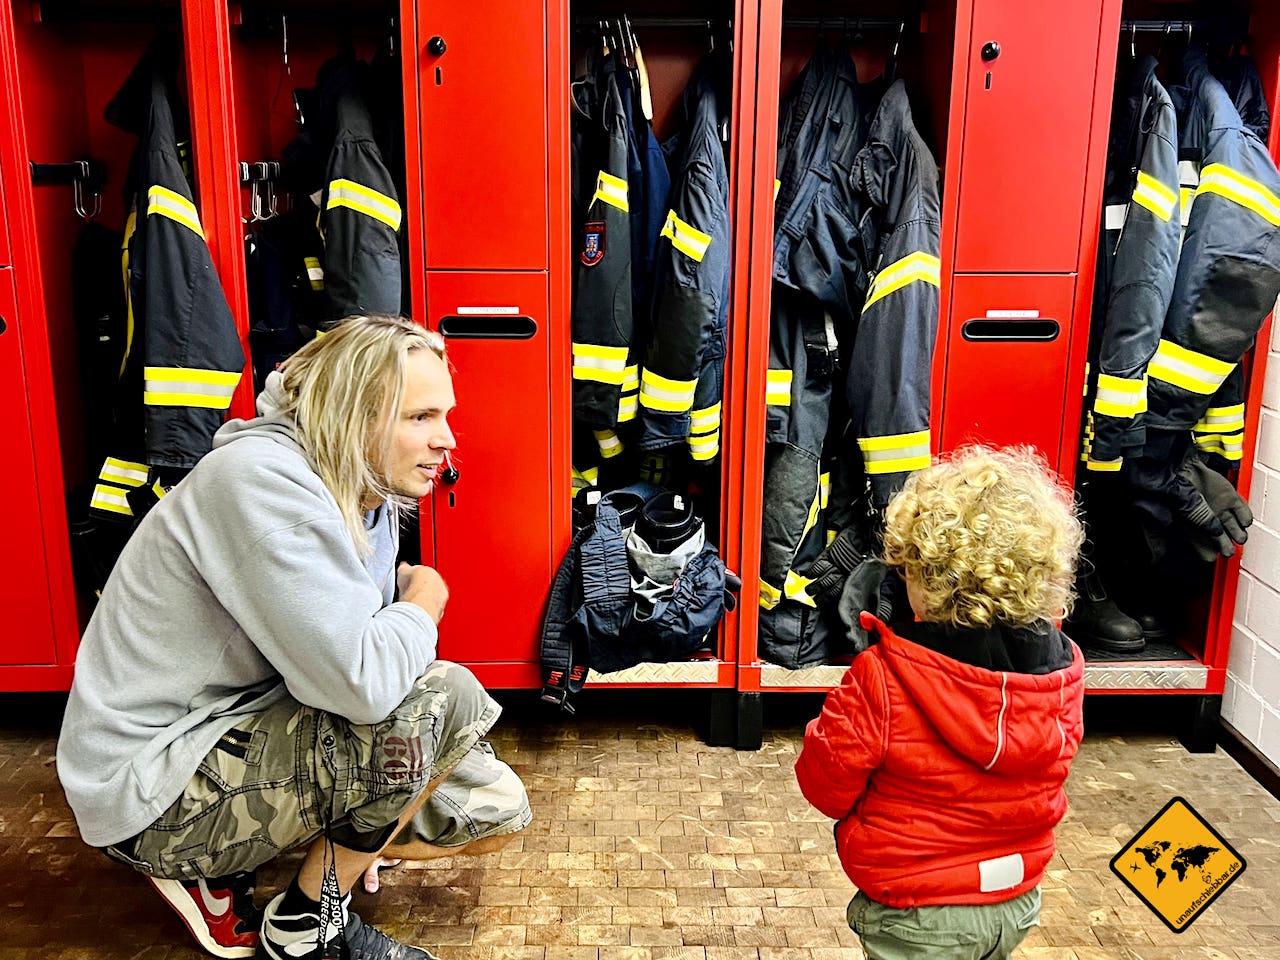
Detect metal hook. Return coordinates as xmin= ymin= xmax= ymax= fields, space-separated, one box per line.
xmin=1130 ymin=23 xmax=1137 ymax=59
xmin=72 ymin=162 xmax=100 ymax=222
xmin=387 ymin=17 xmax=395 ymax=57
xmin=1186 ymin=21 xmax=1193 ymax=43
xmin=891 ymin=20 xmax=905 ymax=59
xmin=707 ymin=19 xmax=714 ymax=54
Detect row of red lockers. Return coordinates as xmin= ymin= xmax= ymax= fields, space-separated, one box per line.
xmin=0 ymin=0 xmax=1278 ymax=695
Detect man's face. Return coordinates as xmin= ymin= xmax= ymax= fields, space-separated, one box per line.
xmin=384 ymin=348 xmax=456 ymax=500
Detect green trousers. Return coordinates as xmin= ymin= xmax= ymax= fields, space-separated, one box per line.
xmin=847 ymin=886 xmax=1041 ymax=960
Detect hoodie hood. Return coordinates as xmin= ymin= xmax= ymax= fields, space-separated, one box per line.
xmin=212 ymin=371 xmax=309 ymax=463
xmin=861 ymin=612 xmax=1084 ymax=777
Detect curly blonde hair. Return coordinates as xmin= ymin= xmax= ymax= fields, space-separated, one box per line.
xmin=881 ymin=445 xmax=1085 ymax=628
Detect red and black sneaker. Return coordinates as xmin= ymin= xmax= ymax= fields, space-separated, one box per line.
xmin=148 ymin=871 xmax=263 ymax=958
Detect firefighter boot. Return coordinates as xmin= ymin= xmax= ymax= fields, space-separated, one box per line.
xmin=1065 ymin=569 xmax=1146 ymax=654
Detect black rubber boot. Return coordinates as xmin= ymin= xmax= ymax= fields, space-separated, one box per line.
xmin=1065 ymin=568 xmax=1146 ymax=654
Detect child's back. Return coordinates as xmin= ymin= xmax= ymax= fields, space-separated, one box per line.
xmin=796 ymin=445 xmax=1087 ymax=959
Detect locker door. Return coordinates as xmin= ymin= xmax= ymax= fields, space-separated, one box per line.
xmin=953 ymin=1 xmax=1102 ymax=272
xmin=940 ymin=274 xmax=1078 ymax=466
xmin=417 ymin=1 xmax=548 ymax=270
xmin=426 ymin=271 xmax=552 ymax=664
xmin=0 ymin=268 xmax=57 ymax=664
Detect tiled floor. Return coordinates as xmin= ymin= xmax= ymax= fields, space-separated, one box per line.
xmin=1 ymin=690 xmax=1277 ymax=959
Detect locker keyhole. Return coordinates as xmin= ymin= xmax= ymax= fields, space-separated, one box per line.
xmin=449 ymin=491 xmax=455 ymax=507
xmin=985 ymin=71 xmax=992 ymax=90
xmin=436 ymin=67 xmax=443 ymax=85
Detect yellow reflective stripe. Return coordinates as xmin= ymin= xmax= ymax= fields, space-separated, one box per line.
xmin=1132 ymin=170 xmax=1177 ymax=222
xmin=799 ymin=474 xmax=824 ymax=544
xmin=592 ymin=170 xmax=629 ymax=213
xmin=1195 ymin=404 xmax=1246 ymax=433
xmin=639 ymin=368 xmax=697 ymax=412
xmin=147 ymin=185 xmax=204 ymax=238
xmin=304 ymin=256 xmax=324 ymax=290
xmin=690 ymin=402 xmax=721 ymax=433
xmin=773 ymin=178 xmax=781 ymax=201
xmin=826 ymin=529 xmax=837 ymax=547
xmin=862 ymin=252 xmax=941 ymax=313
xmin=1147 ymin=340 xmax=1235 ymax=395
xmin=688 ymin=430 xmax=720 ymax=461
xmin=100 ymin=457 xmax=149 ymax=487
xmin=1093 ymin=373 xmax=1147 ymax=418
xmin=90 ymin=484 xmax=134 ymax=516
xmin=784 ymin=570 xmax=817 ymax=607
xmin=122 ymin=209 xmax=137 ymax=377
xmin=858 ymin=429 xmax=931 ymax=475
xmin=593 ymin=429 xmax=623 ymax=459
xmin=572 ymin=343 xmax=629 ymax=385
xmin=759 ymin=578 xmax=782 ymax=610
xmin=1194 ymin=433 xmax=1244 ymax=459
xmin=766 ymin=369 xmax=793 ymax=407
xmin=144 ymin=367 xmax=241 ymax=409
xmin=1196 ymin=163 xmax=1280 ymax=226
xmin=660 ymin=209 xmax=712 ymax=262
xmin=327 ymin=178 xmax=402 ymax=230
xmin=819 ymin=471 xmax=831 ymax=510
xmin=617 ymin=393 xmax=639 ymax=423
xmin=1086 ymin=456 xmax=1123 ymax=473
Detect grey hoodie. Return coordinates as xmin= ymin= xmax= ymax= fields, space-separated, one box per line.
xmin=57 ymin=373 xmax=438 ymax=847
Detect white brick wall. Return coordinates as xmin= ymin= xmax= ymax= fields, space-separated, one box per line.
xmin=1227 ymin=333 xmax=1280 ymax=765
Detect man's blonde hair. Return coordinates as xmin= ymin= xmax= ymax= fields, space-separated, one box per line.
xmin=276 ymin=315 xmax=447 ymax=556
xmin=882 ymin=445 xmax=1085 ymax=628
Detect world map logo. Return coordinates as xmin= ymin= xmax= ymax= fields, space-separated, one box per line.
xmin=1129 ymin=840 xmax=1221 ymax=887
xmin=1110 ymin=797 xmax=1245 ymax=933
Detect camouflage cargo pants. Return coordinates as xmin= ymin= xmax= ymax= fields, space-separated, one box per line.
xmin=107 ymin=661 xmax=531 ymax=881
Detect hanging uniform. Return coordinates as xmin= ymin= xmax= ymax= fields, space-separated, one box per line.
xmin=570 ymin=53 xmax=635 ymax=465
xmin=318 ymin=58 xmax=403 ymax=324
xmin=89 ymin=48 xmax=245 ymax=528
xmin=637 ymin=53 xmax=732 ymax=467
xmin=1080 ymin=57 xmax=1181 ymax=474
xmin=1145 ymin=48 xmax=1280 ymax=445
xmin=759 ymin=77 xmax=940 ymax=668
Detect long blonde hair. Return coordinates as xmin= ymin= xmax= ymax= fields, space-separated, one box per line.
xmin=276 ymin=315 xmax=447 ymax=556
xmin=882 ymin=445 xmax=1085 ymax=628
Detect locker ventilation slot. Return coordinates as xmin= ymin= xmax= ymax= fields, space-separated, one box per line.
xmin=961 ymin=318 xmax=1060 ymax=342
xmin=439 ymin=316 xmax=537 ymax=340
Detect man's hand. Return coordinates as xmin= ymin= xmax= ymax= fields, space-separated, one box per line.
xmin=398 ymin=562 xmax=449 ymax=624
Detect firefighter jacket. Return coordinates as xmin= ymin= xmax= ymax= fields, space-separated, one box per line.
xmin=758 ymin=78 xmax=939 ymax=668
xmin=90 ymin=59 xmax=245 ymax=525
xmin=1145 ymin=48 xmax=1280 ymax=440
xmin=637 ymin=53 xmax=732 ymax=464
xmin=1081 ymin=58 xmax=1181 ymax=474
xmin=841 ymin=80 xmax=941 ymax=509
xmin=570 ymin=54 xmax=636 ymax=454
xmin=318 ymin=58 xmax=403 ymax=324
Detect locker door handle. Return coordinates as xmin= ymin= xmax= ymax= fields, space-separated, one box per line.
xmin=961 ymin=318 xmax=1059 ymax=342
xmin=438 ymin=315 xmax=537 ymax=339
xmin=427 ymin=36 xmax=447 ymax=56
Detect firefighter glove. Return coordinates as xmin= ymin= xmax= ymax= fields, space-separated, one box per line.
xmin=835 ymin=558 xmax=893 ymax=652
xmin=802 ymin=527 xmax=867 ymax=608
xmin=1180 ymin=455 xmax=1253 ymax=560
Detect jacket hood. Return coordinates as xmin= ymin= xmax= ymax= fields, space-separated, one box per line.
xmin=212 ymin=371 xmax=309 ymax=462
xmin=861 ymin=612 xmax=1084 ymax=776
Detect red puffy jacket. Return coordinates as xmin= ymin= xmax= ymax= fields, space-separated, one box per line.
xmin=795 ymin=612 xmax=1085 ymax=908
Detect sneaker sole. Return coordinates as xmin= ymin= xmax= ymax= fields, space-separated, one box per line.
xmin=147 ymin=876 xmax=256 ymax=959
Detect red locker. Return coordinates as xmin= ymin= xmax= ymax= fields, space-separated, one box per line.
xmin=952 ymin=1 xmax=1105 ymax=272
xmin=417 ymin=0 xmax=549 ymax=270
xmin=424 ymin=271 xmax=554 ymax=676
xmin=939 ymin=274 xmax=1079 ymax=458
xmin=0 ymin=266 xmax=57 ymax=665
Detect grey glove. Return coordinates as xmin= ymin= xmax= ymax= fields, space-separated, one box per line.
xmin=802 ymin=527 xmax=867 ymax=608
xmin=835 ymin=558 xmax=892 ymax=652
xmin=1180 ymin=455 xmax=1253 ymax=561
